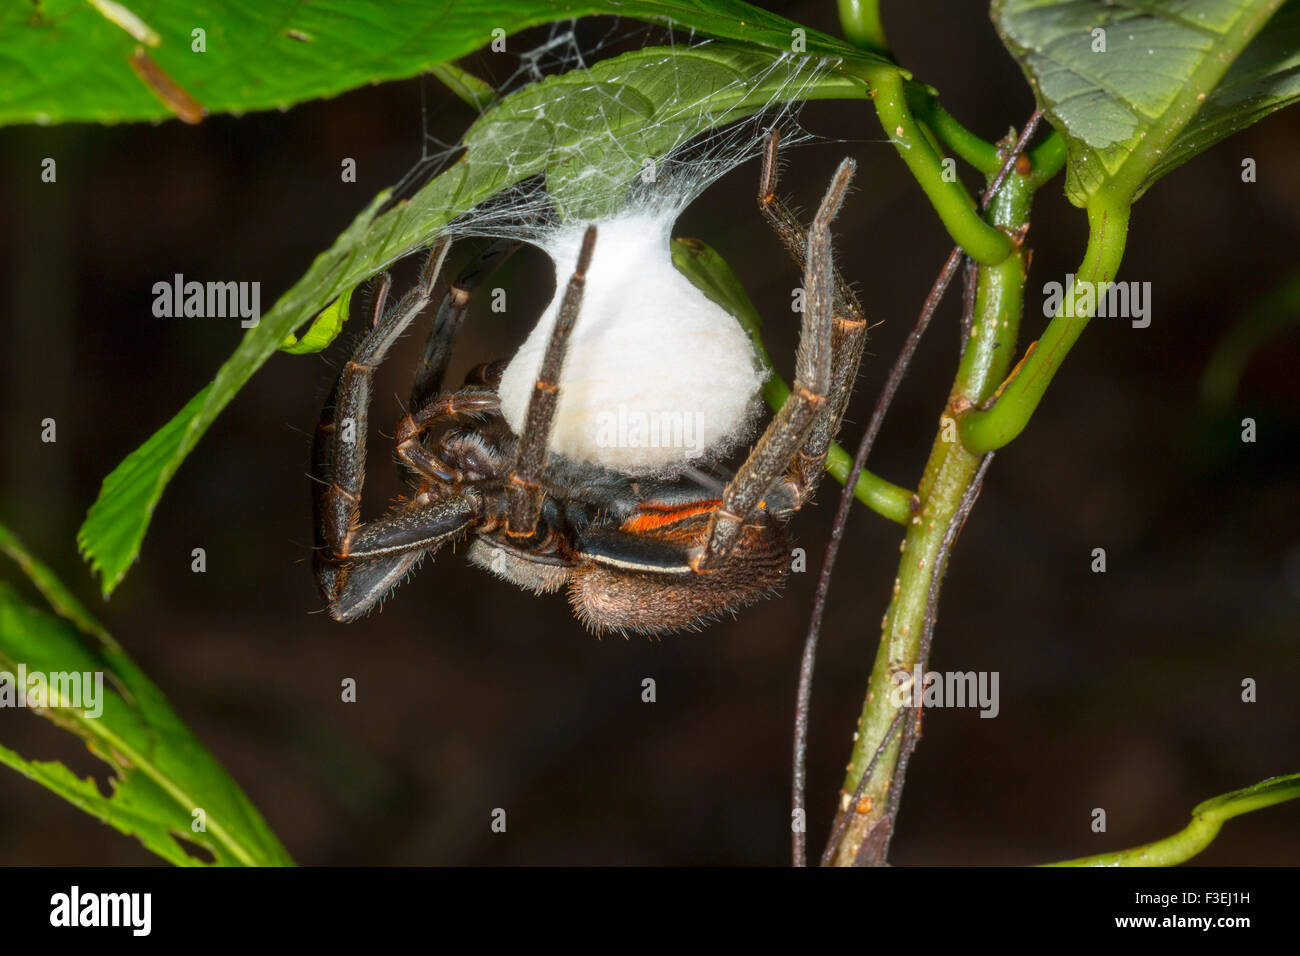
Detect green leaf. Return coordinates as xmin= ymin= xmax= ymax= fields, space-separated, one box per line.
xmin=1149 ymin=1 xmax=1300 ymax=186
xmin=77 ymin=43 xmax=871 ymax=595
xmin=993 ymin=0 xmax=1300 ymax=206
xmin=0 ymin=524 xmax=110 ymax=643
xmin=1044 ymin=772 xmax=1300 ymax=866
xmin=2 ymin=0 xmax=894 ymax=126
xmin=429 ymin=62 xmax=497 ymax=112
xmin=280 ymin=286 xmax=356 ymax=355
xmin=0 ymin=523 xmax=293 ymax=866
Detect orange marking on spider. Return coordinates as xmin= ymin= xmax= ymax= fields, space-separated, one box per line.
xmin=621 ymin=500 xmax=722 ymax=534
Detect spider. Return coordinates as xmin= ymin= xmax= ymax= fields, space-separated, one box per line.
xmin=311 ymin=132 xmax=870 ymax=635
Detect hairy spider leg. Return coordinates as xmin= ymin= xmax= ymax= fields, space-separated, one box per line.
xmin=394 ymin=392 xmax=500 ymax=483
xmin=757 ymin=130 xmax=871 ymax=499
xmin=396 ymin=241 xmax=522 ymax=485
xmin=409 ymin=238 xmax=522 ymax=409
xmin=325 ymin=496 xmax=478 ymax=621
xmin=312 ymin=239 xmax=480 ymax=621
xmin=315 ymin=248 xmax=446 ymax=563
xmin=697 ymin=156 xmax=857 ymax=570
xmin=505 ymin=224 xmax=598 ymax=538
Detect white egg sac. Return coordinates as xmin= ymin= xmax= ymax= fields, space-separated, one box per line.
xmin=497 ymin=213 xmax=766 ymax=474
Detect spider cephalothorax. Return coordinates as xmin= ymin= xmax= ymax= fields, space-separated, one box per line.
xmin=312 ymin=132 xmax=869 ymax=635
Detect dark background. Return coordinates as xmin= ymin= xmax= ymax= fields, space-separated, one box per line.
xmin=1 ymin=1 xmax=1297 ymax=865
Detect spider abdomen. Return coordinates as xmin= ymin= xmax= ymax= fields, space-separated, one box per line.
xmin=569 ymin=507 xmax=790 ymax=636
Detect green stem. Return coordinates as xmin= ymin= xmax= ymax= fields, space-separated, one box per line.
xmin=837 ymin=0 xmax=891 ymax=57
xmin=862 ymin=71 xmax=1015 ymax=266
xmin=958 ymin=192 xmax=1130 ymax=453
xmin=952 ymin=0 xmax=1281 ymax=452
xmin=1047 ymin=818 xmax=1229 ymax=868
xmin=906 ymin=87 xmax=1000 ymax=174
xmin=1026 ymin=130 xmax=1066 ymax=189
xmin=1044 ymin=773 xmax=1300 ymax=867
xmin=829 ymin=167 xmax=1034 ymax=865
xmin=826 ymin=444 xmax=912 ymax=525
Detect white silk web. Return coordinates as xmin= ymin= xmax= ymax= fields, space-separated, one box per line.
xmin=407 ymin=22 xmax=843 ymax=474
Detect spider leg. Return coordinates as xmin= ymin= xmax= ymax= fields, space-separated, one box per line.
xmin=325 ymin=496 xmax=478 ymax=622
xmin=410 ymin=239 xmax=521 ymax=409
xmin=312 ymin=239 xmax=451 ymax=606
xmin=758 ymin=130 xmax=871 ymax=501
xmin=394 ymin=240 xmax=518 ymax=487
xmin=505 ymin=225 xmax=598 ymax=538
xmin=697 ymin=158 xmax=856 ymax=570
xmin=395 ymin=390 xmax=500 ymax=481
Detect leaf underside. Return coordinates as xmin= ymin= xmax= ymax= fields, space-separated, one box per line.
xmin=0 ymin=0 xmax=891 ymax=126
xmin=993 ymin=0 xmax=1300 ymax=205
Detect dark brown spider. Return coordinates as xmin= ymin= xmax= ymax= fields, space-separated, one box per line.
xmin=311 ymin=132 xmax=869 ymax=635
